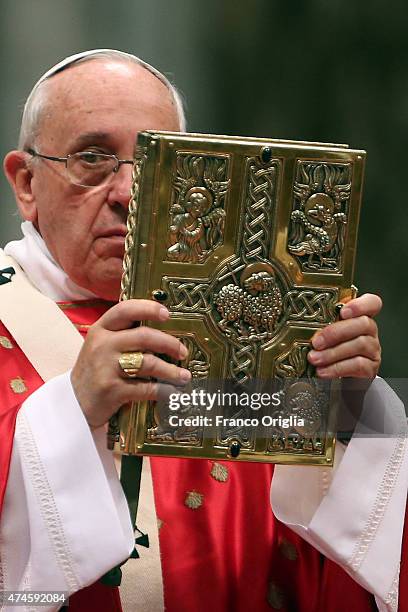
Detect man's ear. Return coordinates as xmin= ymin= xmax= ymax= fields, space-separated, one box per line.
xmin=3 ymin=150 xmax=38 ymax=222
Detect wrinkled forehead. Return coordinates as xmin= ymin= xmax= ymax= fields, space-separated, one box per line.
xmin=37 ymin=59 xmax=179 ymax=145
xmin=46 ymin=59 xmax=172 ymax=109
xmin=31 ymin=49 xmax=173 ymax=95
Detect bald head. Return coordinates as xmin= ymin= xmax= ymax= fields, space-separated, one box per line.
xmin=19 ymin=49 xmax=186 ymax=150
xmin=34 ymin=59 xmax=181 ymax=152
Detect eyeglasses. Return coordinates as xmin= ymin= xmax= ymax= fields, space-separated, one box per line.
xmin=27 ymin=148 xmax=134 ymax=188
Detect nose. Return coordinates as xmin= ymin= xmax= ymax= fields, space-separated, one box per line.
xmin=106 ymin=162 xmax=133 ymax=210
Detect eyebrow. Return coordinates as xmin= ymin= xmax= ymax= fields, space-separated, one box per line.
xmin=70 ymin=131 xmax=114 ymax=149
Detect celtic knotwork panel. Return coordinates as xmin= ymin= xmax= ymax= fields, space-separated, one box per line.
xmin=284 ymin=288 xmax=338 ymax=324
xmin=288 ymin=161 xmax=351 ymax=272
xmin=209 ymin=157 xmax=280 ymax=385
xmin=228 ymin=341 xmax=257 ymax=385
xmin=166 ymin=153 xmax=230 ymax=263
xmin=146 ymin=335 xmax=210 ymax=445
xmin=241 ymin=157 xmax=279 ymax=263
xmin=163 ymin=277 xmax=339 ymax=327
xmin=121 ymin=148 xmax=147 ymax=301
xmin=162 ymin=278 xmax=211 ymax=312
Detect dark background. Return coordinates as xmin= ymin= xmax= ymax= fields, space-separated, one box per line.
xmin=1 ymin=0 xmax=406 ymax=376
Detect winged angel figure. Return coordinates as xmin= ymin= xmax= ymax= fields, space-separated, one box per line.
xmin=167 ymin=155 xmax=229 ymax=263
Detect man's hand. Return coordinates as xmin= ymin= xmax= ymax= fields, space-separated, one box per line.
xmin=307 ymin=293 xmax=382 ymax=378
xmin=71 ymin=299 xmax=191 ymax=428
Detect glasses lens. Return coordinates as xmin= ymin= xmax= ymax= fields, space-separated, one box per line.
xmin=67 ymin=152 xmax=116 ymax=187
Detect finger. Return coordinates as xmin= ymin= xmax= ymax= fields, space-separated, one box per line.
xmin=311 ymin=316 xmax=378 ymax=350
xmin=118 ymin=352 xmax=191 ymax=385
xmin=115 ymin=326 xmax=188 ymax=361
xmin=308 ymin=335 xmax=381 ymax=367
xmin=123 ymin=380 xmax=181 ymax=404
xmin=340 ymin=293 xmax=382 ymax=320
xmin=97 ymin=299 xmax=170 ymax=331
xmin=316 ymin=356 xmax=379 ymax=379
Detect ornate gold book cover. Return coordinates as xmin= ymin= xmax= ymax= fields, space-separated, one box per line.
xmin=113 ymin=131 xmax=365 ymax=466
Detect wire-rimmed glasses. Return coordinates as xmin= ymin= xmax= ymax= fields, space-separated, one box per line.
xmin=27 ymin=148 xmax=134 ymax=188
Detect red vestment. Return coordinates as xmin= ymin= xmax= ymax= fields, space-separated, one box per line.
xmin=1 ymin=300 xmax=406 ymax=611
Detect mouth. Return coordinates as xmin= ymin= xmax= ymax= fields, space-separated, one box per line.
xmin=99 ymin=227 xmax=127 ymax=238
xmin=94 ymin=228 xmax=127 ymax=258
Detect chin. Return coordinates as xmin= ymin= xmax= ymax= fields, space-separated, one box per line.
xmin=74 ymin=257 xmax=123 ymax=301
xmin=85 ymin=271 xmax=122 ymax=301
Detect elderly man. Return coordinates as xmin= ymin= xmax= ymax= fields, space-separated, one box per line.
xmin=0 ymin=50 xmax=406 ymax=612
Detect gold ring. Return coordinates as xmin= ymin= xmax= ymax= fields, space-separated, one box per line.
xmin=118 ymin=351 xmax=144 ymax=378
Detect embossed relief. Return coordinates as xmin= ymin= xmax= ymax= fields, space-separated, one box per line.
xmin=228 ymin=341 xmax=257 ymax=386
xmin=118 ymin=133 xmax=364 ymax=464
xmin=146 ymin=394 xmax=203 ymax=445
xmin=146 ymin=336 xmax=210 ymax=445
xmin=241 ymin=157 xmax=278 ymax=260
xmin=275 ymin=343 xmax=314 ymax=378
xmin=217 ymin=404 xmax=256 ymax=451
xmin=161 ymin=156 xmax=340 ymax=390
xmin=163 ymin=277 xmax=339 ymax=325
xmin=211 ymin=156 xmax=281 ymax=385
xmin=150 ymin=154 xmax=336 ymax=456
xmin=162 ymin=154 xmax=281 ymax=387
xmin=167 ymin=154 xmax=229 ymax=263
xmin=288 ymin=162 xmax=351 ymax=272
xmin=121 ymin=147 xmax=147 ymax=301
xmin=214 ymin=265 xmax=282 ymax=341
xmin=161 ymin=271 xmax=339 ymax=387
xmin=182 ymin=336 xmax=211 ymax=379
xmin=265 ymin=344 xmax=329 ymax=454
xmin=282 ymin=288 xmax=338 ymax=323
xmin=162 ymin=278 xmax=212 ymax=312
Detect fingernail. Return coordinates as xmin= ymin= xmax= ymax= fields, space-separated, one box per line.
xmin=179 ymin=344 xmax=188 ymax=359
xmin=312 ymin=334 xmax=325 ymax=350
xmin=308 ymin=350 xmax=322 ymax=365
xmin=341 ymin=307 xmax=352 ymax=319
xmin=159 ymin=307 xmax=169 ymax=321
xmin=179 ymin=368 xmax=191 ymax=383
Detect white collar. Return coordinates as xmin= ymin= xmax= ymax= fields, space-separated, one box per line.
xmin=4 ymin=221 xmax=98 ymax=301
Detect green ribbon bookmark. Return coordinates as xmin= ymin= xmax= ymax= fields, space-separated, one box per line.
xmin=0 ymin=267 xmax=15 ymax=285
xmin=120 ymin=454 xmax=143 ymax=527
xmin=101 ymin=454 xmax=148 ymax=587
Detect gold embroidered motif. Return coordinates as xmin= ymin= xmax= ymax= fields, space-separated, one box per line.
xmin=184 ymin=491 xmax=204 ymax=509
xmin=0 ymin=336 xmax=13 ymax=349
xmin=279 ymin=538 xmax=298 ymax=561
xmin=10 ymin=377 xmax=27 ymax=394
xmin=210 ymin=462 xmax=229 ymax=482
xmin=267 ymin=582 xmax=286 ymax=609
xmin=74 ymin=324 xmax=92 ymax=330
xmin=157 ymin=518 xmax=164 ymax=530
